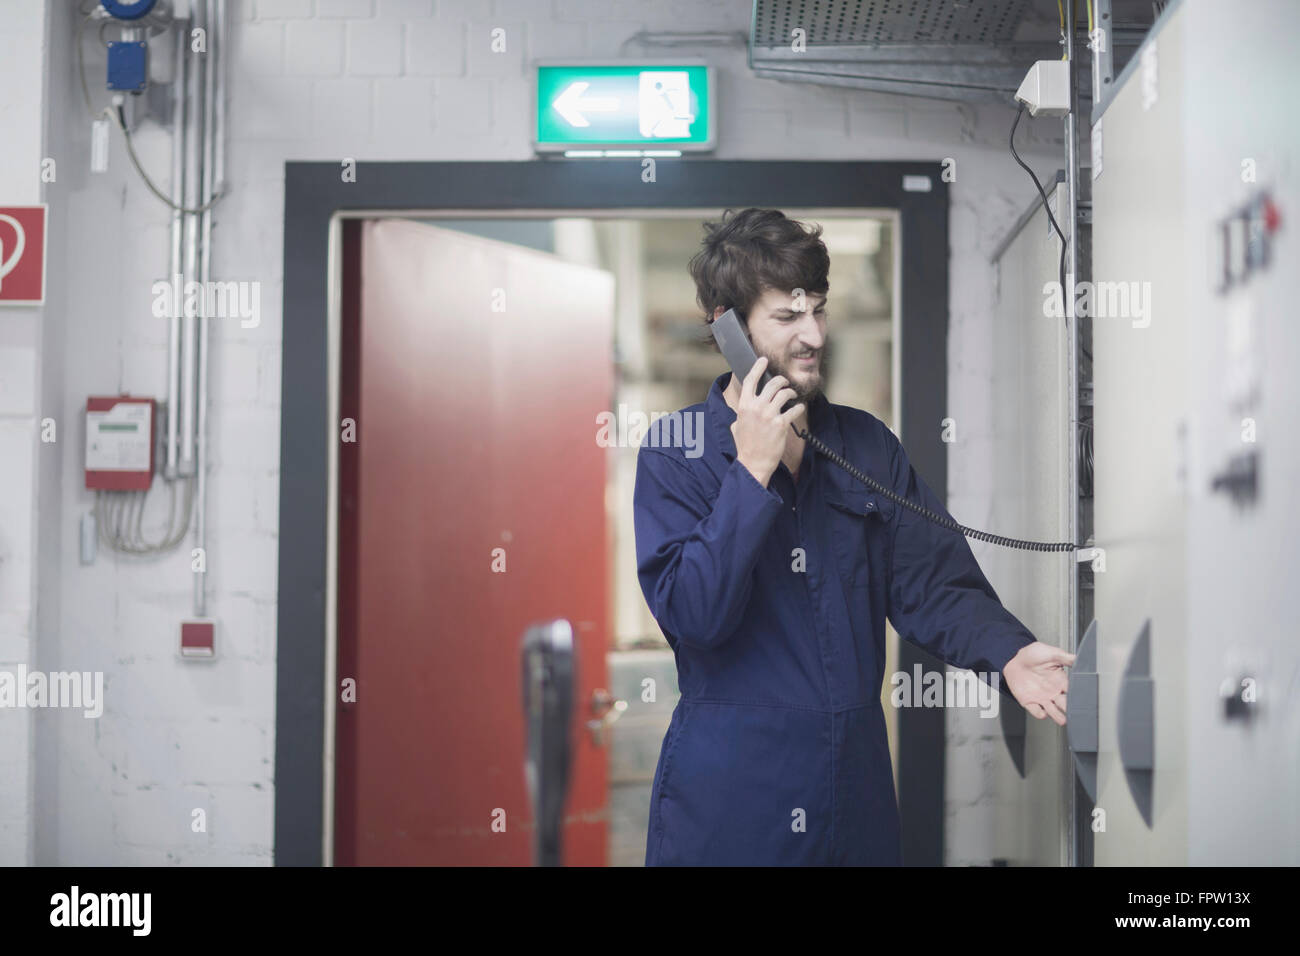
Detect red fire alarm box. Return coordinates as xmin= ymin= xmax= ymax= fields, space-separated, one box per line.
xmin=180 ymin=620 xmax=216 ymax=659
xmin=86 ymin=396 xmax=156 ymax=490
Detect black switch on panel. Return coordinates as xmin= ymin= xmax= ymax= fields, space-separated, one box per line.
xmin=1246 ymin=210 xmax=1268 ymax=273
xmin=1210 ymin=449 xmax=1258 ymax=506
xmin=1221 ymin=674 xmax=1256 ymax=722
xmin=1216 ymin=191 xmax=1283 ymax=295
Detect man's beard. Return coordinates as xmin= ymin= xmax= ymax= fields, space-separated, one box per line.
xmin=759 ymin=340 xmax=829 ymax=405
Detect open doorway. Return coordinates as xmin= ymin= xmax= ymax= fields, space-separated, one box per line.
xmin=274 ymin=160 xmax=952 ymax=867
xmin=331 ymin=211 xmax=897 ymax=865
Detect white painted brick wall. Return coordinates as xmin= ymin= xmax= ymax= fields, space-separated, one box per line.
xmin=19 ymin=0 xmax=1061 ymax=864
xmin=318 ymin=0 xmax=375 ymax=17
xmin=257 ymin=0 xmax=314 ymax=18
xmin=405 ymin=20 xmax=467 ymax=74
xmin=347 ymin=19 xmax=404 ymax=74
xmin=286 ymin=20 xmax=345 ymax=74
xmin=0 ymin=0 xmax=48 ymax=867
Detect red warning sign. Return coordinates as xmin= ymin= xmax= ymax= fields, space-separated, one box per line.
xmin=0 ymin=205 xmax=47 ymax=306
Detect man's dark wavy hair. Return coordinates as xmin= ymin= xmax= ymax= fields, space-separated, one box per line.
xmin=689 ymin=208 xmax=830 ymax=350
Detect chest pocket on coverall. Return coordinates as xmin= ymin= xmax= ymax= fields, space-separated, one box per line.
xmin=824 ymin=488 xmax=896 ymax=597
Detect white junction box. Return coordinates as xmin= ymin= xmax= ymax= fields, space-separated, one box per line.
xmin=1014 ymin=59 xmax=1070 ymax=117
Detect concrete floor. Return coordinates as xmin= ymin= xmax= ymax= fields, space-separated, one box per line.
xmin=605 ymin=648 xmax=678 ymax=866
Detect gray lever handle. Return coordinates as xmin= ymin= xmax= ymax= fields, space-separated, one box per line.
xmin=1066 ymin=618 xmax=1100 ymax=803
xmin=1118 ymin=619 xmax=1155 ymax=828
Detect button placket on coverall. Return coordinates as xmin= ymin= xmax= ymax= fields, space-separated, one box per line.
xmin=634 ymin=373 xmax=1036 ymax=866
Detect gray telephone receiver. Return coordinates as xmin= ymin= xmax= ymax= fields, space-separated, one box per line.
xmin=709 ymin=307 xmax=797 ymax=414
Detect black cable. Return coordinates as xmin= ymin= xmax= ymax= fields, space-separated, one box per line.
xmin=111 ymin=101 xmax=226 ymax=215
xmin=791 ymin=422 xmax=1081 ymax=552
xmin=1078 ymin=417 xmax=1094 ymax=498
xmin=1009 ymin=104 xmax=1093 ymax=364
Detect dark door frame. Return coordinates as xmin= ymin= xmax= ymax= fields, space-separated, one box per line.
xmin=276 ymin=160 xmax=951 ymax=866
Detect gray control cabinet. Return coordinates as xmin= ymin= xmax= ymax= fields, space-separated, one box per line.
xmin=1091 ymin=0 xmax=1299 ymax=864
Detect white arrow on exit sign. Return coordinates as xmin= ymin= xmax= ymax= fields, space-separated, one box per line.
xmin=552 ymin=81 xmax=619 ymax=128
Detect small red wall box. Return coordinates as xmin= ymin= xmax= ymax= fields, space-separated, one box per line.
xmin=180 ymin=620 xmax=216 ymax=658
xmin=85 ymin=396 xmax=155 ymax=491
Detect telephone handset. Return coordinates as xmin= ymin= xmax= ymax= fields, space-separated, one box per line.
xmin=709 ymin=307 xmax=798 ymax=414
xmin=708 ymin=307 xmax=1079 ymax=553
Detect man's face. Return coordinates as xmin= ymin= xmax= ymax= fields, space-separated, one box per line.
xmin=730 ymin=287 xmax=829 ymax=403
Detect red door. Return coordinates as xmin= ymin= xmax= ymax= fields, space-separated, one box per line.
xmin=336 ymin=218 xmax=615 ymax=864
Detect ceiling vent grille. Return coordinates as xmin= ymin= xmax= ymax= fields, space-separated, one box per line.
xmin=749 ymin=0 xmax=1157 ymax=105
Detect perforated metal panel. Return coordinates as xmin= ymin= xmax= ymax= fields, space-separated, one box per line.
xmin=752 ymin=0 xmax=1030 ymax=47
xmin=749 ymin=0 xmax=1158 ymax=105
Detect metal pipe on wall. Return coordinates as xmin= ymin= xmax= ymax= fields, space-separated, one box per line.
xmin=179 ymin=2 xmax=204 ymax=477
xmin=166 ymin=23 xmax=186 ymax=480
xmin=194 ymin=0 xmax=222 ymax=617
xmin=1063 ymin=0 xmax=1082 ymax=868
xmin=212 ymin=0 xmax=227 ymax=205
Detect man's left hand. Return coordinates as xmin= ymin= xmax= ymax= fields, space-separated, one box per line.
xmin=1003 ymin=642 xmax=1076 ymax=726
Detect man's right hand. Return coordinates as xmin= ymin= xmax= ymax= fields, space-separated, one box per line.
xmin=731 ymin=356 xmax=805 ymax=487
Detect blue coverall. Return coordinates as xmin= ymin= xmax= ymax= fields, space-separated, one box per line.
xmin=633 ymin=373 xmax=1036 ymax=865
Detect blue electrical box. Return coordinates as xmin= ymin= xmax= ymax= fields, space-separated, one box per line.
xmin=102 ymin=0 xmax=159 ymax=19
xmin=106 ymin=40 xmax=148 ymax=92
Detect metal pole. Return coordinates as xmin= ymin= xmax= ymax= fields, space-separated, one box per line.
xmin=180 ymin=2 xmax=202 ymax=477
xmin=1091 ymin=0 xmax=1114 ymax=123
xmin=212 ymin=0 xmax=227 ymax=201
xmin=195 ymin=0 xmax=219 ymax=617
xmin=166 ymin=24 xmax=186 ymax=479
xmin=1064 ymin=0 xmax=1082 ymax=869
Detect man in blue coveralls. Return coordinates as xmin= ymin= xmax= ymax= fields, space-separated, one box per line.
xmin=633 ymin=208 xmax=1075 ymax=866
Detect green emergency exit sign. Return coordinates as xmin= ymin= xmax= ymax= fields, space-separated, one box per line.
xmin=535 ymin=63 xmax=714 ymax=152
